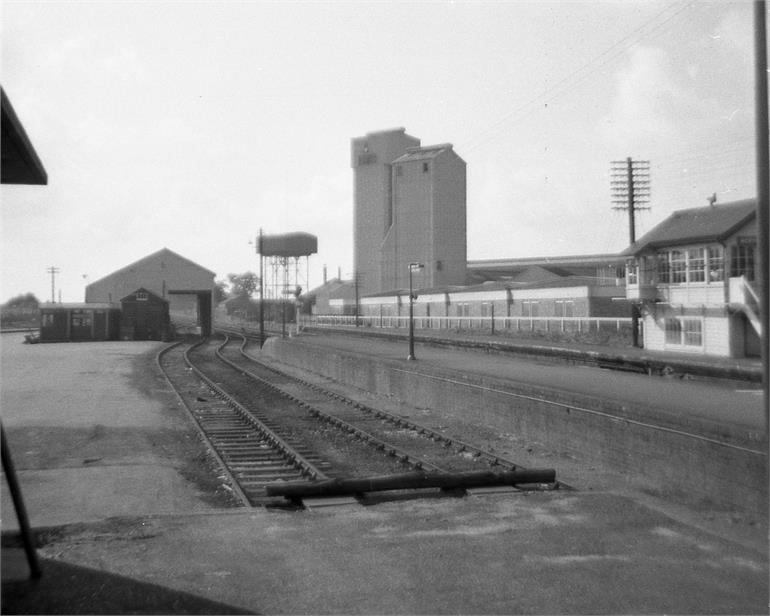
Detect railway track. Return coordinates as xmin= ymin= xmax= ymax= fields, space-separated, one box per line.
xmin=158 ymin=332 xmax=559 ymax=508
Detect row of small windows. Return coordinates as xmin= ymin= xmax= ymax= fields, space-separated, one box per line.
xmin=454 ymin=300 xmax=576 ymax=318
xmin=41 ymin=310 xmax=109 ymax=328
xmin=628 ymin=244 xmax=755 ymax=285
xmin=42 ymin=313 xmax=93 ymax=327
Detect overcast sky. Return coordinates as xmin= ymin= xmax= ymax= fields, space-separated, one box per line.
xmin=1 ymin=0 xmax=758 ymax=303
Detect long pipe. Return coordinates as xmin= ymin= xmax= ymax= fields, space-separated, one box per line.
xmin=754 ymin=1 xmax=769 ymax=449
xmin=265 ymin=468 xmax=556 ymax=499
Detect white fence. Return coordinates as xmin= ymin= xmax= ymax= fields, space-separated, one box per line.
xmin=305 ymin=314 xmax=633 ymax=334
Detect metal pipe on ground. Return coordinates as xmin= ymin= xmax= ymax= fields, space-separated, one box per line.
xmin=265 ymin=469 xmax=556 ymax=499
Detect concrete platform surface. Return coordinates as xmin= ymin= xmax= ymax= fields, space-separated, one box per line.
xmin=1 ymin=333 xmax=768 ymax=614
xmin=289 ymin=330 xmax=765 ymax=436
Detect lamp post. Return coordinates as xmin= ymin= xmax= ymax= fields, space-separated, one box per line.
xmin=407 ymin=262 xmax=424 ymax=360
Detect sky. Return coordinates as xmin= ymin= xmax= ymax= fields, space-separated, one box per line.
xmin=1 ymin=0 xmax=759 ymax=303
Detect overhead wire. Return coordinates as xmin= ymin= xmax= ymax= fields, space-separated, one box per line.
xmin=462 ymin=1 xmax=695 ymax=153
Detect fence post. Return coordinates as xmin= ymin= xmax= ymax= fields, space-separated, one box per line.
xmin=491 ymin=304 xmax=495 ymax=335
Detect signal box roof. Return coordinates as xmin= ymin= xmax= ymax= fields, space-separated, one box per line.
xmin=622 ymin=199 xmax=756 ymax=256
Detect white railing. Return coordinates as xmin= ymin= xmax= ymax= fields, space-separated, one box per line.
xmin=305 ymin=314 xmax=632 ymax=333
xmin=729 ymin=276 xmax=760 ymax=309
xmin=728 ymin=276 xmax=762 ymax=336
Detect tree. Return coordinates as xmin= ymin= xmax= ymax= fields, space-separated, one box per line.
xmin=227 ymin=272 xmax=259 ymax=298
xmin=213 ymin=279 xmax=228 ymax=304
xmin=3 ymin=293 xmax=40 ymax=309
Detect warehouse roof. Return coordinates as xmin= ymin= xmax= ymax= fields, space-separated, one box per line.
xmin=40 ymin=302 xmax=119 ymax=310
xmin=622 ymin=199 xmax=756 ymax=256
xmin=87 ymin=247 xmax=216 ymax=287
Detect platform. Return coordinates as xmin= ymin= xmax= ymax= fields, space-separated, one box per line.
xmin=1 ymin=332 xmax=767 ymax=614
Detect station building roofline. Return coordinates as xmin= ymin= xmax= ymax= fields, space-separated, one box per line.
xmin=621 ymin=198 xmax=756 ymax=256
xmin=358 ymin=273 xmax=620 ymax=300
xmin=40 ymin=302 xmax=120 ymax=310
xmin=467 ymin=253 xmax=624 ymax=269
xmin=86 ymin=247 xmax=217 ymax=288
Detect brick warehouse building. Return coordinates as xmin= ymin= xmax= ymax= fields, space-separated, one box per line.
xmin=85 ymin=248 xmax=216 ymax=336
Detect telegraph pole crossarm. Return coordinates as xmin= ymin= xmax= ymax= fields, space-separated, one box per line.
xmin=46 ymin=266 xmax=60 ymax=303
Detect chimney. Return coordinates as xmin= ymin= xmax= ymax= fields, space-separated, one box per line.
xmin=323 ymin=264 xmax=327 ymax=284
xmin=708 ymin=193 xmax=717 ymax=207
xmin=338 ymin=266 xmax=341 ymax=280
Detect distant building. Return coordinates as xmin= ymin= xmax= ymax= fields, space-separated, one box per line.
xmin=467 ymin=254 xmax=625 ymax=287
xmin=384 ymin=144 xmax=467 ymax=290
xmin=308 ymin=278 xmax=357 ymax=315
xmin=623 ymin=199 xmax=759 ymax=357
xmin=359 ymin=274 xmax=627 ymax=322
xmin=352 ymin=128 xmax=420 ymax=296
xmin=85 ymin=248 xmax=216 ymax=336
xmin=351 ymin=128 xmax=467 ymax=295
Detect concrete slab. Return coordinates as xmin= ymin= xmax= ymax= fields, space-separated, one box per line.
xmin=7 ymin=492 xmax=768 ymax=615
xmin=2 ymin=466 xmax=213 ymax=530
xmin=1 ymin=333 xmax=227 ymax=534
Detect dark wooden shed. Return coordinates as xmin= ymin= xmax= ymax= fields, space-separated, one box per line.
xmin=39 ymin=303 xmax=121 ymax=342
xmin=120 ymin=288 xmax=170 ymax=341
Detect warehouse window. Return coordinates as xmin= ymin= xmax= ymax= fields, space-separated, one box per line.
xmin=670 ymin=250 xmax=686 ymax=283
xmin=665 ymin=317 xmax=703 ymax=347
xmin=72 ymin=315 xmax=92 ymax=328
xmin=522 ymin=300 xmax=539 ymax=317
xmin=657 ymin=253 xmax=670 ymax=283
xmin=42 ymin=314 xmax=54 ymax=327
xmin=555 ymin=300 xmax=574 ymax=317
xmin=455 ymin=303 xmax=469 ymax=317
xmin=730 ymin=244 xmax=755 ymax=281
xmin=664 ymin=318 xmax=681 ymax=344
xmin=708 ymin=247 xmax=724 ymax=282
xmin=626 ymin=259 xmax=638 ymax=285
xmin=682 ymin=319 xmax=703 ymax=346
xmin=687 ymin=248 xmax=705 ymax=282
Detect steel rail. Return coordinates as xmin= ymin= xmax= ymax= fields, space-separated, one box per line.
xmin=227 ymin=332 xmax=572 ymax=491
xmin=155 ymin=339 xmax=251 ymax=507
xmin=215 ymin=335 xmax=445 ymax=473
xmin=216 ymin=328 xmax=567 ymax=490
xmin=187 ymin=338 xmax=329 ymax=481
xmin=232 ymin=332 xmax=527 ymax=472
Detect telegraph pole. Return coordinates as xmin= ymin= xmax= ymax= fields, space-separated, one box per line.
xmin=46 ymin=266 xmax=60 ymax=303
xmin=257 ymin=229 xmax=264 ymax=347
xmin=354 ymin=271 xmax=361 ymax=327
xmin=611 ymin=158 xmax=650 ymax=244
xmin=611 ymin=158 xmax=650 ymax=347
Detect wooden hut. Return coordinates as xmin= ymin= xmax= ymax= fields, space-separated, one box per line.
xmin=39 ymin=303 xmax=121 ymax=342
xmin=120 ymin=288 xmax=170 ymax=340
